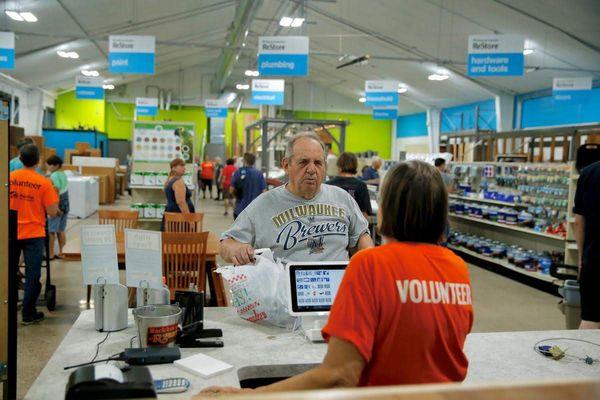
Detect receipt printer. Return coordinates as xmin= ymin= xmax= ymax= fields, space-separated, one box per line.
xmin=65 ymin=365 xmax=156 ymax=399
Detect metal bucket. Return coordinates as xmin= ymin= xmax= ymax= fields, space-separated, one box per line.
xmin=133 ymin=304 xmax=182 ymax=348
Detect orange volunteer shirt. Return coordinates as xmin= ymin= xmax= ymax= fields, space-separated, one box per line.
xmin=200 ymin=161 xmax=214 ymax=180
xmin=322 ymin=242 xmax=473 ymax=386
xmin=10 ymin=169 xmax=59 ymax=240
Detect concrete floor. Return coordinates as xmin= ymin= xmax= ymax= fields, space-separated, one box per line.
xmin=15 ymin=193 xmax=566 ymax=399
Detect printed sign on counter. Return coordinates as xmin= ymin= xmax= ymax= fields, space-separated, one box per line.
xmin=75 ymin=75 xmax=104 ymax=100
xmin=135 ymin=97 xmax=159 ymax=116
xmin=467 ymin=34 xmax=524 ymax=76
xmin=109 ymin=35 xmax=155 ymax=74
xmin=251 ymin=79 xmax=285 ymax=105
xmin=552 ymin=77 xmax=592 ymax=101
xmin=205 ymin=99 xmax=229 ymax=118
xmin=365 ymin=80 xmax=399 ymax=107
xmin=372 ymin=107 xmax=398 ymax=120
xmin=81 ymin=225 xmax=119 ymax=285
xmin=125 ymin=229 xmax=163 ymax=289
xmin=0 ymin=32 xmax=15 ymax=69
xmin=258 ymin=36 xmax=309 ymax=76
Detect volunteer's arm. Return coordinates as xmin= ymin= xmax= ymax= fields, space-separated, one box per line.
xmin=173 ymin=179 xmax=190 ymax=213
xmin=219 ymin=238 xmax=255 ymax=265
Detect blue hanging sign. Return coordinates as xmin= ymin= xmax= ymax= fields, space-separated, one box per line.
xmin=135 ymin=97 xmax=159 ymax=116
xmin=205 ymin=99 xmax=228 ymax=118
xmin=0 ymin=32 xmax=15 ymax=69
xmin=467 ymin=34 xmax=524 ymax=76
xmin=251 ymin=79 xmax=285 ymax=105
xmin=365 ymin=80 xmax=399 ymax=107
xmin=258 ymin=36 xmax=309 ymax=76
xmin=373 ymin=107 xmax=398 ymax=120
xmin=552 ymin=77 xmax=592 ymax=101
xmin=109 ymin=35 xmax=155 ymax=74
xmin=75 ymin=76 xmax=104 ymax=100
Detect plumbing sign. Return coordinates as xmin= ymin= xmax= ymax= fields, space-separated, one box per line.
xmin=205 ymin=99 xmax=229 ymax=118
xmin=109 ymin=35 xmax=155 ymax=74
xmin=251 ymin=79 xmax=285 ymax=105
xmin=0 ymin=32 xmax=15 ymax=69
xmin=365 ymin=80 xmax=399 ymax=107
xmin=135 ymin=97 xmax=159 ymax=116
xmin=258 ymin=36 xmax=309 ymax=76
xmin=75 ymin=75 xmax=104 ymax=100
xmin=372 ymin=107 xmax=398 ymax=120
xmin=467 ymin=34 xmax=524 ymax=76
xmin=552 ymin=77 xmax=592 ymax=101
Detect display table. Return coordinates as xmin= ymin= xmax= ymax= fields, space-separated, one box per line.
xmin=26 ymin=308 xmax=600 ymax=399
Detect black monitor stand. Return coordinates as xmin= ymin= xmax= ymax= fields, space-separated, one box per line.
xmin=175 ymin=291 xmax=223 ymax=348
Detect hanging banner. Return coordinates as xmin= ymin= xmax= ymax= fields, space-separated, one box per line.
xmin=0 ymin=32 xmax=15 ymax=69
xmin=467 ymin=34 xmax=524 ymax=76
xmin=373 ymin=107 xmax=398 ymax=120
xmin=135 ymin=97 xmax=159 ymax=116
xmin=109 ymin=35 xmax=155 ymax=74
xmin=251 ymin=79 xmax=285 ymax=105
xmin=365 ymin=80 xmax=399 ymax=107
xmin=257 ymin=36 xmax=309 ymax=76
xmin=75 ymin=75 xmax=104 ymax=100
xmin=204 ymin=99 xmax=229 ymax=118
xmin=552 ymin=77 xmax=592 ymax=101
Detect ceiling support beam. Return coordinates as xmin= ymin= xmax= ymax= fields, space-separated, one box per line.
xmin=55 ymin=0 xmax=107 ymax=58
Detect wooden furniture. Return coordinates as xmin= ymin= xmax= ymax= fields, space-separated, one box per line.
xmin=164 ymin=212 xmax=204 ymax=233
xmin=81 ymin=166 xmax=117 ymax=203
xmin=162 ymin=232 xmax=209 ymax=297
xmin=98 ymin=210 xmax=139 ymax=233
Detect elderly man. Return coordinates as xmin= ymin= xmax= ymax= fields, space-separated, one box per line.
xmin=361 ymin=155 xmax=382 ymax=185
xmin=220 ymin=132 xmax=374 ymax=264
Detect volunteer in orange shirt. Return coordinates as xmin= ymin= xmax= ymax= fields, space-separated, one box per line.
xmin=10 ymin=144 xmax=60 ymax=325
xmin=200 ymin=156 xmax=215 ymax=199
xmin=200 ymin=160 xmax=473 ymax=395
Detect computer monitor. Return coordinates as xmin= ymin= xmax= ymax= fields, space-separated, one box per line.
xmin=286 ymin=261 xmax=348 ymax=316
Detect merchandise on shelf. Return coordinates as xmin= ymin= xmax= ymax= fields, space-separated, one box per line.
xmin=143 ymin=172 xmax=157 ymax=186
xmin=182 ymin=172 xmax=193 ymax=186
xmin=131 ymin=171 xmax=144 ymax=185
xmin=131 ymin=203 xmax=166 ymax=219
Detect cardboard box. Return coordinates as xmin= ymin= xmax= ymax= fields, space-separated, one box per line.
xmin=81 ymin=166 xmax=116 ymax=203
xmin=75 ymin=142 xmax=91 ymax=152
xmin=9 ymin=126 xmax=24 ymax=148
xmin=43 ymin=147 xmax=56 ymax=162
xmin=62 ymin=165 xmax=79 ymax=172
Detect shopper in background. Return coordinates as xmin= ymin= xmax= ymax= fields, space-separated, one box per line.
xmin=200 ymin=156 xmax=214 ymax=199
xmin=228 ymin=152 xmax=266 ymax=220
xmin=219 ymin=158 xmax=237 ymax=217
xmin=162 ymin=158 xmax=195 ymax=231
xmin=213 ymin=156 xmax=223 ymax=201
xmin=9 ymin=137 xmax=34 ymax=172
xmin=203 ymin=161 xmax=472 ymax=395
xmin=220 ymin=133 xmax=372 ymax=264
xmin=10 ymin=144 xmax=60 ymax=325
xmin=573 ymin=160 xmax=600 ymax=329
xmin=435 ymin=157 xmax=454 ymax=193
xmin=327 ymin=152 xmax=372 ymax=218
xmin=45 ymin=155 xmax=69 ymax=259
xmin=361 ymin=155 xmax=382 ymax=185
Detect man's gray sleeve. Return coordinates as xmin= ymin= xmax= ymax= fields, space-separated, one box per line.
xmin=220 ymin=209 xmax=255 ymax=245
xmin=346 ymin=192 xmax=370 ymax=247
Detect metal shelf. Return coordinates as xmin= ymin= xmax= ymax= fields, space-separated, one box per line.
xmin=448 ymin=213 xmax=566 ymax=241
xmin=130 ymin=184 xmax=195 ymax=190
xmin=449 ymin=194 xmax=528 ymax=208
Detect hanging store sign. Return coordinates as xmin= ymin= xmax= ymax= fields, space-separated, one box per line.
xmin=109 ymin=35 xmax=155 ymax=74
xmin=467 ymin=34 xmax=524 ymax=76
xmin=75 ymin=75 xmax=104 ymax=100
xmin=258 ymin=36 xmax=309 ymax=76
xmin=135 ymin=97 xmax=159 ymax=116
xmin=365 ymin=80 xmax=399 ymax=107
xmin=0 ymin=32 xmax=15 ymax=69
xmin=204 ymin=99 xmax=229 ymax=118
xmin=552 ymin=77 xmax=592 ymax=101
xmin=251 ymin=79 xmax=285 ymax=105
xmin=373 ymin=107 xmax=398 ymax=120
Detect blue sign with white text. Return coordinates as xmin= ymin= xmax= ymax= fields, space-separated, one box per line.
xmin=365 ymin=92 xmax=398 ymax=107
xmin=205 ymin=108 xmax=228 ymax=118
xmin=76 ymin=86 xmax=104 ymax=100
xmin=257 ymin=37 xmax=309 ymax=77
xmin=373 ymin=108 xmax=398 ymax=120
xmin=467 ymin=35 xmax=524 ymax=77
xmin=136 ymin=106 xmax=158 ymax=116
xmin=109 ymin=35 xmax=155 ymax=74
xmin=251 ymin=91 xmax=284 ymax=105
xmin=0 ymin=48 xmax=15 ymax=69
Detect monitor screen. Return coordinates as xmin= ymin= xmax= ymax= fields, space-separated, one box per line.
xmin=288 ymin=262 xmax=348 ymax=313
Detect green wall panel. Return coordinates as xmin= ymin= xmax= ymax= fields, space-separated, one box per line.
xmin=56 ymin=91 xmax=106 ymax=132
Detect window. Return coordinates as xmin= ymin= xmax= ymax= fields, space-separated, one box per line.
xmin=43 ymin=108 xmax=56 ymax=129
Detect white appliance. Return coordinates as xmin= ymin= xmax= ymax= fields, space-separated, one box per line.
xmin=67 ymin=176 xmax=99 ymax=218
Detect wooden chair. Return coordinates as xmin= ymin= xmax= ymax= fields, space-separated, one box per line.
xmin=162 ymin=232 xmax=209 ymax=297
xmin=164 ymin=212 xmax=204 ymax=233
xmin=98 ymin=210 xmax=139 ymax=233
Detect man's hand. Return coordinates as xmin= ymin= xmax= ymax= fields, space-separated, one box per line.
xmin=195 ymin=386 xmax=252 ymax=397
xmin=220 ymin=238 xmax=255 ymax=265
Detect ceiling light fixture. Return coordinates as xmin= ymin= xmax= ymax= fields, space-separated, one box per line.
xmin=236 ymin=83 xmax=250 ymax=90
xmin=102 ymin=84 xmax=115 ymax=90
xmin=244 ymin=70 xmax=259 ymax=77
xmin=290 ymin=17 xmax=305 ymax=28
xmin=5 ymin=10 xmax=37 ymax=22
xmin=20 ymin=12 xmax=38 ymax=22
xmin=57 ymin=50 xmax=79 ymax=59
xmin=397 ymin=83 xmax=408 ymax=93
xmin=279 ymin=16 xmax=304 ymax=27
xmin=523 ymin=48 xmax=534 ymax=55
xmin=428 ymin=70 xmax=450 ymax=81
xmin=5 ymin=10 xmax=24 ymax=21
xmin=81 ymin=69 xmax=99 ymax=77
xmin=358 ymin=97 xmax=366 ymax=103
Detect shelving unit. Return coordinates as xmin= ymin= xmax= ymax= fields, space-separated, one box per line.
xmin=565 ymin=164 xmax=580 ymax=265
xmin=448 ymin=194 xmax=525 ymax=208
xmin=130 ymin=184 xmax=196 ymax=190
xmin=449 ymin=213 xmax=565 ymax=241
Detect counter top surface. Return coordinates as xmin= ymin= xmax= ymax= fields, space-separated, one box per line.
xmin=26 ymin=308 xmax=600 ymax=399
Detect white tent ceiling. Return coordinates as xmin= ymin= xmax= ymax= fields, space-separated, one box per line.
xmin=4 ymin=0 xmax=600 ymax=114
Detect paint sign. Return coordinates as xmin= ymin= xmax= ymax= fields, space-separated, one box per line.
xmin=467 ymin=34 xmax=524 ymax=76
xmin=135 ymin=97 xmax=159 ymax=116
xmin=205 ymin=99 xmax=229 ymax=118
xmin=251 ymin=79 xmax=285 ymax=105
xmin=75 ymin=75 xmax=104 ymax=100
xmin=0 ymin=32 xmax=15 ymax=69
xmin=365 ymin=80 xmax=399 ymax=107
xmin=373 ymin=107 xmax=398 ymax=120
xmin=258 ymin=36 xmax=309 ymax=76
xmin=109 ymin=35 xmax=155 ymax=74
xmin=125 ymin=229 xmax=163 ymax=289
xmin=552 ymin=77 xmax=592 ymax=101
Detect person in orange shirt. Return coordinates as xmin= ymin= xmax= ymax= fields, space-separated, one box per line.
xmin=200 ymin=160 xmax=473 ymax=395
xmin=10 ymin=144 xmax=60 ymax=325
xmin=200 ymin=156 xmax=215 ymax=199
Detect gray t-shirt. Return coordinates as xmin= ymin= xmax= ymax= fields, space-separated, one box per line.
xmin=221 ymin=184 xmax=369 ymax=262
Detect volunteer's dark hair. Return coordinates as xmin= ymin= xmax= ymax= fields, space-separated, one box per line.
xmin=243 ymin=153 xmax=256 ymax=166
xmin=378 ymin=160 xmax=447 ymax=244
xmin=226 ymin=158 xmax=235 ymax=165
xmin=19 ymin=144 xmax=40 ymax=167
xmin=434 ymin=158 xmax=446 ymax=167
xmin=16 ymin=137 xmax=34 ymax=150
xmin=46 ymin=155 xmax=63 ymax=168
xmin=337 ymin=152 xmax=358 ymax=174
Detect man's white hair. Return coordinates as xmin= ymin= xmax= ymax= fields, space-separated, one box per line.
xmin=371 ymin=155 xmax=381 ymax=163
xmin=284 ymin=131 xmax=326 ymax=159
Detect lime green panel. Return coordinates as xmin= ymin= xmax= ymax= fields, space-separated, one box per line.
xmin=56 ymin=91 xmax=106 ymax=131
